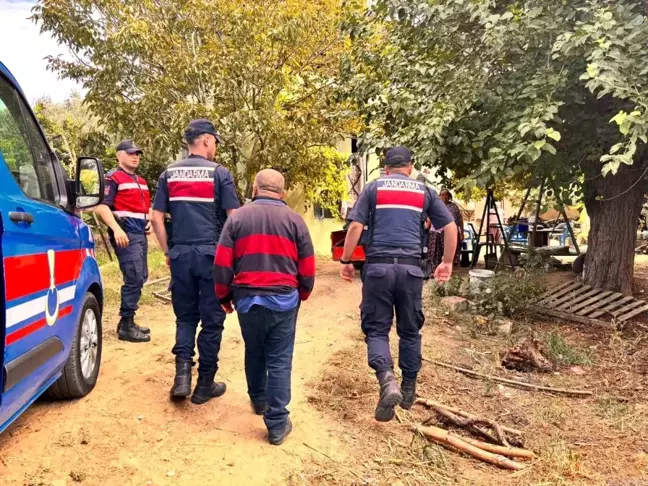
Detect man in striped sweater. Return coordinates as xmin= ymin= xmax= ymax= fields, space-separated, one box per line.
xmin=213 ymin=169 xmax=315 ymax=445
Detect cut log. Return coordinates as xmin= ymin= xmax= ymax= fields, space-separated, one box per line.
xmin=460 ymin=437 xmax=534 ymax=459
xmin=414 ymin=425 xmax=528 ymax=471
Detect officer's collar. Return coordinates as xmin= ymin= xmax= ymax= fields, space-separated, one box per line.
xmin=384 ymin=172 xmax=412 ymax=180
xmin=187 ymin=153 xmax=209 ymax=161
xmin=252 ymin=196 xmax=287 ymax=205
xmin=117 ymin=166 xmax=137 ymax=177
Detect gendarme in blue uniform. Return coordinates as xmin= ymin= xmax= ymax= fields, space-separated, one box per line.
xmin=348 ymin=151 xmax=453 ymax=389
xmin=153 ymin=152 xmax=240 ymax=377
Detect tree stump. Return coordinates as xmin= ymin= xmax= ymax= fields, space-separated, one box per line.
xmin=501 ymin=337 xmax=553 ymax=372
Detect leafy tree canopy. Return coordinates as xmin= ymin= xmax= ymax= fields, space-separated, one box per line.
xmin=342 ymin=0 xmax=648 ymax=292
xmin=33 ymin=0 xmax=358 ymax=209
xmin=34 ymin=92 xmax=114 ymax=175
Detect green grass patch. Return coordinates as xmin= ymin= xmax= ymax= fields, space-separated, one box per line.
xmin=99 ymin=247 xmax=169 ymax=307
xmin=544 ymin=331 xmax=593 ymax=366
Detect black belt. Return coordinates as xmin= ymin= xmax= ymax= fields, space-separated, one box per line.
xmin=366 ymin=257 xmax=421 ymax=266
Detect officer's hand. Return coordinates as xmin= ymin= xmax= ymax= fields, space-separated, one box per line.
xmin=222 ymin=302 xmax=234 ymax=314
xmin=114 ymin=228 xmax=129 ymax=248
xmin=434 ymin=262 xmax=453 ymax=283
xmin=166 ymin=256 xmax=171 ymax=267
xmin=340 ymin=263 xmax=355 ymax=282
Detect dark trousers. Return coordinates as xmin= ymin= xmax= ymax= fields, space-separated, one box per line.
xmin=170 ymin=249 xmax=225 ymax=375
xmin=112 ymin=233 xmax=148 ymax=318
xmin=238 ymin=305 xmax=298 ymax=432
xmin=360 ymin=263 xmax=425 ymax=380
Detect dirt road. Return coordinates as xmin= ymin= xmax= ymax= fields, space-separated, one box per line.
xmin=0 ymin=262 xmax=362 ymax=486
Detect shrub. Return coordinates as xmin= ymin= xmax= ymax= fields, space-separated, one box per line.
xmin=466 ymin=268 xmax=546 ymax=318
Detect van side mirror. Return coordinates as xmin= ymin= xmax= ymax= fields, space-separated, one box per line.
xmin=75 ymin=156 xmax=105 ymax=210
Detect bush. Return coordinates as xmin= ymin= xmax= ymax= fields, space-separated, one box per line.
xmin=430 ymin=274 xmax=464 ymax=297
xmin=466 ymin=268 xmax=546 ymax=319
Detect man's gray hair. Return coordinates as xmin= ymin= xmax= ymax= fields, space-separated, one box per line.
xmin=255 ymin=169 xmax=285 ymax=194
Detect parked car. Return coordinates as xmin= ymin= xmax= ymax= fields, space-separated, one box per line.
xmin=0 ymin=61 xmax=105 ymax=434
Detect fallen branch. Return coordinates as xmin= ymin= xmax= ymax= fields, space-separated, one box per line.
xmin=416 ymin=399 xmax=522 ymax=437
xmin=423 ymin=358 xmax=593 ymax=396
xmin=432 ymin=404 xmax=511 ymax=447
xmin=144 ymin=276 xmax=171 ymax=287
xmin=459 ymin=437 xmax=534 ymax=460
xmin=414 ymin=425 xmax=527 ymax=471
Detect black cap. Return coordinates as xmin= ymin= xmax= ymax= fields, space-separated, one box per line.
xmin=184 ymin=119 xmax=224 ymax=144
xmin=116 ymin=139 xmax=143 ymax=155
xmin=385 ymin=146 xmax=412 ymax=167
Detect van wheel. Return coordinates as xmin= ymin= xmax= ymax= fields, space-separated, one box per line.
xmin=46 ymin=293 xmax=102 ymax=399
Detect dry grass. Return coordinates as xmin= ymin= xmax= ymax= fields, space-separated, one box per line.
xmin=304 ymin=289 xmax=648 ymax=485
xmin=96 ymin=238 xmax=170 ymax=307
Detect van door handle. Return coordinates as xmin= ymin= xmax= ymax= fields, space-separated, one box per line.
xmin=9 ymin=211 xmax=34 ymax=224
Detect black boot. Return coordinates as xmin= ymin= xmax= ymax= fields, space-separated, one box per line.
xmin=117 ymin=317 xmax=151 ymax=343
xmin=170 ymin=360 xmax=193 ymax=398
xmin=375 ymin=370 xmax=402 ymax=422
xmin=191 ymin=372 xmax=227 ymax=405
xmin=117 ymin=317 xmax=150 ymax=335
xmin=268 ymin=417 xmax=293 ymax=446
xmin=400 ymin=378 xmax=417 ymax=410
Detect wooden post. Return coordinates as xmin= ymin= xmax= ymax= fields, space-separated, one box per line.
xmin=471 ymin=191 xmax=491 ymax=268
xmin=92 ymin=212 xmax=113 ymax=262
xmin=530 ymin=179 xmax=545 ymax=248
xmin=550 ymin=179 xmax=581 ymax=255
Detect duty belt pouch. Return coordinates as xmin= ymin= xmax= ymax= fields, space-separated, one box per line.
xmin=164 ymin=216 xmax=173 ymax=249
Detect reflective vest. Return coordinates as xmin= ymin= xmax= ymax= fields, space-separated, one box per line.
xmin=106 ymin=168 xmax=150 ymax=234
xmin=163 ymin=157 xmax=224 ymax=246
xmin=365 ymin=175 xmax=429 ymax=259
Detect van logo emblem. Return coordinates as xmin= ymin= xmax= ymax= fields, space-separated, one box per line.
xmin=45 ymin=249 xmax=60 ymax=326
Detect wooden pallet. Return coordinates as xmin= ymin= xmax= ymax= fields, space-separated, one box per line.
xmin=534 ymin=280 xmax=648 ymax=327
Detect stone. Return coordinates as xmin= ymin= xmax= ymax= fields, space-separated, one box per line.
xmin=440 ymin=296 xmax=468 ymax=312
xmin=497 ymin=319 xmax=513 ymax=336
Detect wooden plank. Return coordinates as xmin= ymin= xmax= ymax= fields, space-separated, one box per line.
xmin=556 ymin=287 xmax=604 ymax=312
xmin=539 ymin=280 xmax=576 ymax=300
xmin=570 ymin=290 xmax=613 ymax=314
xmin=534 ymin=307 xmax=614 ymax=329
xmin=588 ymin=296 xmax=635 ymax=319
xmin=153 ymin=291 xmax=172 ymax=303
xmin=539 ymin=282 xmax=583 ymax=306
xmin=617 ymin=303 xmax=648 ymax=323
xmin=577 ymin=292 xmax=624 ymax=316
xmin=144 ymin=276 xmax=171 ymax=287
xmin=548 ymin=285 xmax=591 ymax=309
xmin=610 ymin=300 xmax=646 ymax=318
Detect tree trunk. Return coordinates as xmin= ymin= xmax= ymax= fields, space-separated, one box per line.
xmin=582 ymin=161 xmax=648 ymax=294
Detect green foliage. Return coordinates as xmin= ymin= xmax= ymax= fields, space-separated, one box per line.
xmin=341 ymin=0 xmax=648 ymax=197
xmin=341 ymin=0 xmax=648 ymax=290
xmin=466 ymin=269 xmax=546 ymax=319
xmin=431 ymin=274 xmax=464 ymax=297
xmin=544 ymin=331 xmax=593 ymax=366
xmin=33 ymin=93 xmax=114 ymax=176
xmin=33 ymin=0 xmax=358 ymax=203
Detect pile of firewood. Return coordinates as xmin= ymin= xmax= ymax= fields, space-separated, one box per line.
xmin=412 ymin=399 xmax=534 ymax=471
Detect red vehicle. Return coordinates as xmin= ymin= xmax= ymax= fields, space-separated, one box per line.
xmin=330 ymin=229 xmax=366 ymax=266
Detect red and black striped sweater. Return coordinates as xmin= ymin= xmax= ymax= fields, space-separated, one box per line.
xmin=213 ymin=197 xmax=315 ymax=303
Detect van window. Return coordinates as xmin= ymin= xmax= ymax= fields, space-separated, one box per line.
xmin=0 ymin=76 xmax=57 ymax=203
